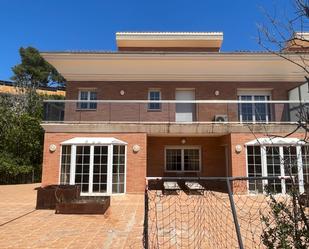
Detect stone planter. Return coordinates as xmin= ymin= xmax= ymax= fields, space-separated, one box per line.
xmin=36 ymin=185 xmax=80 ymax=209
xmin=55 ymin=196 xmax=110 ymax=214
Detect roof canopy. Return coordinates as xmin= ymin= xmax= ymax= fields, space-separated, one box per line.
xmin=246 ymin=137 xmax=304 ymax=146
xmin=116 ymin=32 xmax=224 ymax=52
xmin=61 ymin=137 xmax=127 ymax=145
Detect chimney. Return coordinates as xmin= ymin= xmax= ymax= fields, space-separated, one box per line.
xmin=116 ymin=32 xmax=224 ymax=52
xmin=284 ymin=32 xmax=309 ymax=52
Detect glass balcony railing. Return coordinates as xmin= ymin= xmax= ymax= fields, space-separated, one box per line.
xmin=42 ymin=100 xmax=309 ymax=124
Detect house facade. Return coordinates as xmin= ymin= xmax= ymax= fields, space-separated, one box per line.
xmin=41 ymin=32 xmax=309 ymax=196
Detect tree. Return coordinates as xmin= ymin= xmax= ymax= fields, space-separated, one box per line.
xmin=256 ymin=1 xmax=309 ymax=248
xmin=11 ymin=46 xmax=66 ymax=88
xmin=257 ymin=0 xmax=309 ymax=75
xmin=0 ymin=46 xmax=66 ymax=184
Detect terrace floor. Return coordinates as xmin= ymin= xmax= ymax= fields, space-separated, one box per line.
xmin=0 ymin=184 xmax=144 ymax=249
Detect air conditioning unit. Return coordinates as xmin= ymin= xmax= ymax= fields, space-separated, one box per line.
xmin=214 ymin=114 xmax=228 ymax=122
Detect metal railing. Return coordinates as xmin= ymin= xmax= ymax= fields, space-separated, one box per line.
xmin=42 ymin=99 xmax=309 ymax=124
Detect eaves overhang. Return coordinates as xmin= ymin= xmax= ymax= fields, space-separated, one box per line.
xmin=41 ymin=52 xmax=308 ymax=82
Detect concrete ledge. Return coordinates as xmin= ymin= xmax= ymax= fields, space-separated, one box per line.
xmin=41 ymin=122 xmax=300 ymax=136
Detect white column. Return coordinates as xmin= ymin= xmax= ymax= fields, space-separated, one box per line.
xmin=124 ymin=145 xmax=127 ymax=194
xmin=279 ymin=146 xmax=286 ymax=194
xmin=107 ymin=145 xmax=113 ymax=194
xmin=261 ymin=146 xmax=268 ymax=193
xmin=89 ymin=145 xmax=94 ymax=194
xmin=70 ymin=145 xmax=76 ymax=185
xmin=297 ymin=146 xmax=305 ymax=194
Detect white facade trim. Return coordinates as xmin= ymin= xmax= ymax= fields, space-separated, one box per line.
xmin=116 ymin=32 xmax=224 ymax=40
xmin=61 ymin=137 xmax=127 ymax=145
xmin=246 ymin=137 xmax=304 ymax=146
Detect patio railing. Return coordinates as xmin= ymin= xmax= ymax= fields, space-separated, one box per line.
xmin=42 ymin=100 xmax=309 ymax=124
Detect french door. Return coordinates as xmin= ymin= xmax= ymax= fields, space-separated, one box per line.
xmin=61 ymin=144 xmax=126 ymax=195
xmin=247 ymin=145 xmax=305 ymax=194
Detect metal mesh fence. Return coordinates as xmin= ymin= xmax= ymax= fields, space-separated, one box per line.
xmin=144 ymin=177 xmax=309 ymax=249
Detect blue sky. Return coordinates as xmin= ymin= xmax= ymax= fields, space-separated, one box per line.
xmin=0 ymin=0 xmax=294 ymax=80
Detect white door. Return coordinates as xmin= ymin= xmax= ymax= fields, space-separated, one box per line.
xmin=74 ymin=144 xmax=126 ymax=195
xmin=175 ymin=90 xmax=195 ymax=122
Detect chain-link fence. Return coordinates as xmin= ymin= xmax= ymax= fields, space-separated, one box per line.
xmin=144 ymin=177 xmax=309 ymax=249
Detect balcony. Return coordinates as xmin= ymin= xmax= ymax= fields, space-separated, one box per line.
xmin=42 ymin=100 xmax=308 ymax=135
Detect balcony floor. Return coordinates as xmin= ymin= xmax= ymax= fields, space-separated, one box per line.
xmin=41 ymin=122 xmax=300 ymax=136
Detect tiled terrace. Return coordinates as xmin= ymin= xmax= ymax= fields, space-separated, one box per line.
xmin=0 ymin=184 xmax=144 ymax=249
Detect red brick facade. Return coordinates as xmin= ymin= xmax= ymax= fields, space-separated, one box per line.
xmin=41 ymin=80 xmax=306 ymax=194
xmin=42 ymin=132 xmax=147 ymax=193
xmin=42 ymin=130 xmax=306 ymax=193
xmin=63 ymin=81 xmax=302 ymax=123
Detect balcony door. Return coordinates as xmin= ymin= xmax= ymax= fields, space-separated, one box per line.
xmin=175 ymin=90 xmax=195 ymax=122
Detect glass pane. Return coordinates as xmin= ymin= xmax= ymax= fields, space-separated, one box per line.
xmin=112 ymin=145 xmax=126 ymax=193
xmin=166 ymin=149 xmax=182 ymax=171
xmin=75 ymin=146 xmax=91 ymax=193
xmin=93 ymin=184 xmax=99 ymax=192
xmin=60 ymin=145 xmax=71 ymax=185
xmin=80 ymin=91 xmax=88 ymax=100
xmin=90 ymin=91 xmax=97 ymax=100
xmin=92 ymin=146 xmax=109 ymax=193
xmin=148 ymin=91 xmax=161 ymax=110
xmin=283 ymin=146 xmax=299 ymax=193
xmin=247 ymin=146 xmax=263 ymax=193
xmin=266 ymin=146 xmax=282 ymax=193
xmin=184 ymin=149 xmax=200 ymax=171
xmin=239 ymin=96 xmax=253 ymax=122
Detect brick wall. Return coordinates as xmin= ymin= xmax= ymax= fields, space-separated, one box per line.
xmin=42 ymin=132 xmax=147 ymax=193
xmin=147 ymin=136 xmax=229 ymax=177
xmin=42 ymin=131 xmax=306 ymax=194
xmin=229 ymin=132 xmax=306 ymax=177
xmin=63 ymin=81 xmax=303 ymax=122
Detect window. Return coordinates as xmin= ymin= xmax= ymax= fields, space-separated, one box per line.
xmin=247 ymin=143 xmax=305 ymax=194
xmin=75 ymin=146 xmax=90 ymax=193
xmin=77 ymin=90 xmax=97 ymax=110
xmin=93 ymin=146 xmax=108 ymax=193
xmin=59 ymin=140 xmax=126 ymax=195
xmin=165 ymin=147 xmax=201 ymax=172
xmin=148 ymin=90 xmax=161 ymax=111
xmin=238 ymin=93 xmax=271 ymax=122
xmin=60 ymin=145 xmax=71 ymax=184
xmin=247 ymin=146 xmax=263 ymax=193
xmin=112 ymin=145 xmax=126 ymax=193
xmin=265 ymin=146 xmax=282 ymax=193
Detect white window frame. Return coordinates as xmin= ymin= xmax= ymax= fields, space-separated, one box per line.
xmin=246 ymin=143 xmax=305 ymax=194
xmin=59 ymin=143 xmax=127 ymax=196
xmin=237 ymin=90 xmax=271 ymax=123
xmin=164 ymin=146 xmax=201 ymax=173
xmin=77 ymin=89 xmax=97 ymax=110
xmin=148 ymin=89 xmax=161 ymax=111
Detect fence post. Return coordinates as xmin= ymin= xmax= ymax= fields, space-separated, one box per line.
xmin=143 ymin=185 xmax=149 ymax=249
xmin=226 ymin=178 xmax=244 ymax=249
